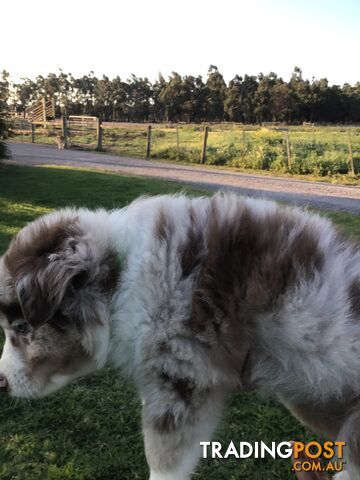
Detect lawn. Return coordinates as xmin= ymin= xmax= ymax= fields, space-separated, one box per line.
xmin=0 ymin=165 xmax=359 ymax=480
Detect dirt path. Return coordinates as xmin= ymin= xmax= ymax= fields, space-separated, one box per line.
xmin=6 ymin=142 xmax=360 ymax=214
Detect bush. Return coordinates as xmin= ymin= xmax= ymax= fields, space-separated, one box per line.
xmin=0 ymin=71 xmax=10 ymax=160
xmin=240 ymin=129 xmax=287 ymax=171
xmin=153 ymin=146 xmax=202 ymax=163
xmin=206 ymin=144 xmax=238 ymax=165
xmin=0 ymin=117 xmax=10 ymax=160
xmin=290 ymin=150 xmax=349 ymax=176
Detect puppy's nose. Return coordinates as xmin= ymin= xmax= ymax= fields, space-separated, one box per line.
xmin=0 ymin=374 xmax=8 ymax=392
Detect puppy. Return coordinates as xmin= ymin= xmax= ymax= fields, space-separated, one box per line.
xmin=0 ymin=193 xmax=359 ymax=480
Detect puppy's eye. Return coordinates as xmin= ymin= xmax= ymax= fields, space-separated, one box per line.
xmin=12 ymin=320 xmax=30 ymax=335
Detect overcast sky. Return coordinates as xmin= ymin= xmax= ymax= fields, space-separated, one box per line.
xmin=2 ymin=0 xmax=359 ymax=85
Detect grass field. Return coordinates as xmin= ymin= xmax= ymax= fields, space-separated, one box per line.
xmin=0 ymin=165 xmax=359 ymax=480
xmin=12 ymin=123 xmax=360 ymax=184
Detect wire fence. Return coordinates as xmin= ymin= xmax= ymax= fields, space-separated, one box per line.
xmin=9 ymin=117 xmax=360 ymax=177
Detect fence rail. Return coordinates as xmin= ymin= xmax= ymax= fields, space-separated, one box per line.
xmin=68 ymin=116 xmax=98 ymax=137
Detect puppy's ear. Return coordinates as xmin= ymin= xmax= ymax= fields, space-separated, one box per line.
xmin=11 ymin=227 xmax=119 ymax=328
xmin=17 ymin=280 xmax=53 ymax=328
xmin=16 ymin=261 xmax=90 ymax=328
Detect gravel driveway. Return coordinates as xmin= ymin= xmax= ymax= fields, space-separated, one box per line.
xmin=6 ymin=142 xmax=360 ymax=215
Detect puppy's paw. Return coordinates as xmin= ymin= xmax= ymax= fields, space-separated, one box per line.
xmin=333 ymin=472 xmax=350 ymax=480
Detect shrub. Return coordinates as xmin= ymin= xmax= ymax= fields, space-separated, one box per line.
xmin=206 ymin=144 xmax=239 ymax=165
xmin=0 ymin=71 xmax=10 ymax=160
xmin=153 ymin=146 xmax=202 ymax=163
xmin=0 ymin=117 xmax=10 ymax=160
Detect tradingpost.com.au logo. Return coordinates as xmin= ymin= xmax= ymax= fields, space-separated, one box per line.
xmin=200 ymin=441 xmax=346 ymax=474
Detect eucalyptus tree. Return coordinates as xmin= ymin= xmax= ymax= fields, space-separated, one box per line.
xmin=125 ymin=75 xmax=152 ymax=122
xmin=159 ymin=72 xmax=186 ymax=122
xmin=205 ymin=65 xmax=226 ymax=121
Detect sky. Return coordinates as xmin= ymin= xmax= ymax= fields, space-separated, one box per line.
xmin=1 ymin=0 xmax=360 ymax=85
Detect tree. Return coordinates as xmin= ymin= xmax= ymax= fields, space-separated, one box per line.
xmin=288 ymin=67 xmax=312 ymax=122
xmin=0 ymin=70 xmax=10 ymax=159
xmin=224 ymin=75 xmax=244 ymax=122
xmin=55 ymin=70 xmax=74 ymax=116
xmin=110 ymin=76 xmax=127 ymax=121
xmin=151 ymin=73 xmax=167 ymax=122
xmin=181 ymin=75 xmax=207 ymax=122
xmin=271 ymin=80 xmax=291 ymax=122
xmin=342 ymin=83 xmax=360 ymax=122
xmin=254 ymin=72 xmax=277 ymax=123
xmin=3 ymin=67 xmax=359 ymax=125
xmin=224 ymin=74 xmax=258 ymax=123
xmin=310 ymin=78 xmax=329 ymax=122
xmin=125 ymin=75 xmax=152 ymax=122
xmin=190 ymin=75 xmax=208 ymax=122
xmin=94 ymin=75 xmax=113 ymax=120
xmin=159 ymin=72 xmax=186 ymax=122
xmin=239 ymin=75 xmax=258 ymax=123
xmin=12 ymin=77 xmax=37 ymax=114
xmin=73 ymin=72 xmax=97 ymax=115
xmin=205 ymin=65 xmax=226 ymax=121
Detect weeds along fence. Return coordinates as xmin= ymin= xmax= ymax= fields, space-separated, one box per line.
xmin=10 ymin=118 xmax=360 ymax=176
xmin=103 ymin=122 xmax=359 ymax=176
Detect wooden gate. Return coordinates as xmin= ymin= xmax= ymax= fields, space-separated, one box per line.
xmin=25 ymin=98 xmax=55 ymax=123
xmin=67 ymin=115 xmax=98 ymax=147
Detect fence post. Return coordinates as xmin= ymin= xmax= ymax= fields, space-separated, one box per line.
xmin=242 ymin=127 xmax=246 ymax=149
xmin=51 ymin=98 xmax=56 ymax=119
xmin=347 ymin=131 xmax=355 ymax=176
xmin=176 ymin=126 xmax=179 ymax=159
xmin=285 ymin=130 xmax=292 ymax=169
xmin=96 ymin=117 xmax=103 ymax=151
xmin=146 ymin=125 xmax=152 ymax=159
xmin=61 ymin=115 xmax=68 ymax=148
xmin=42 ymin=97 xmax=47 ymax=128
xmin=201 ymin=125 xmax=209 ymax=164
xmin=31 ymin=123 xmax=35 ymax=143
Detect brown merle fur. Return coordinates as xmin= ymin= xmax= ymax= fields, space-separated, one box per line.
xmin=4 ymin=216 xmax=119 ymax=330
xmin=153 ymin=201 xmax=325 ymax=392
xmin=1 ymin=213 xmax=119 ymax=393
xmin=176 ymin=201 xmax=324 ymax=387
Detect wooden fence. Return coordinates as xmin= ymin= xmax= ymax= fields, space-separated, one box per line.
xmin=25 ymin=98 xmax=55 ymax=123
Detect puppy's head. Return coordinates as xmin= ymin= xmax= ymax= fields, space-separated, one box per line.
xmin=0 ymin=209 xmax=119 ymax=398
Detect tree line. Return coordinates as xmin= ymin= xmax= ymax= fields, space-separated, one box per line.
xmin=3 ymin=66 xmax=360 ymax=124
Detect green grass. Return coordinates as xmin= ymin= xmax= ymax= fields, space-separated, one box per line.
xmin=0 ymin=165 xmax=359 ymax=480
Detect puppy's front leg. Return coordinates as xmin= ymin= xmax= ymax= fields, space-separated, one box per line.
xmin=337 ymin=409 xmax=360 ymax=480
xmin=141 ymin=385 xmax=225 ymax=480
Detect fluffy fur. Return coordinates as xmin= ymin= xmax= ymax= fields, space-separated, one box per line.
xmin=0 ymin=193 xmax=359 ymax=479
